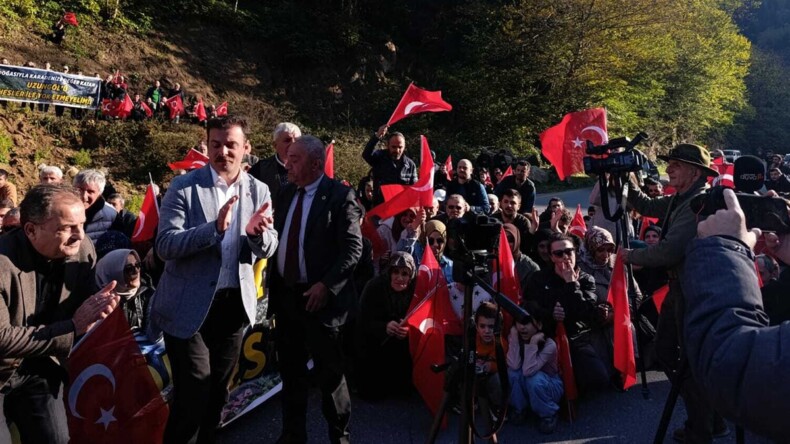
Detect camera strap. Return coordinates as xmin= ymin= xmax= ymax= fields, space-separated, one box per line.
xmin=599 ymin=174 xmax=626 ymax=222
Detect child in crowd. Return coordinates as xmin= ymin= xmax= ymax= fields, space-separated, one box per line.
xmin=473 ymin=302 xmax=504 ymax=429
xmin=506 ymin=306 xmax=563 ymax=434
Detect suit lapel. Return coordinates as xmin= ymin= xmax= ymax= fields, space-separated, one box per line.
xmin=305 ymin=176 xmax=332 ymax=238
xmin=196 ymin=166 xmax=218 ymax=225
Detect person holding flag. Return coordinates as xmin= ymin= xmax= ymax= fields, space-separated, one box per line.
xmin=0 ymin=184 xmax=120 ymax=444
xmin=355 ymin=252 xmax=416 ymax=399
xmin=362 ymin=124 xmax=417 ymax=206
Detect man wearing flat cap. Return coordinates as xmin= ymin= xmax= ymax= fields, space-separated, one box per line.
xmin=622 ymin=144 xmax=728 ymax=443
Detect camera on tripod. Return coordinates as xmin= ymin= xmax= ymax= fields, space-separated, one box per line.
xmin=583 ymin=132 xmax=650 ymax=176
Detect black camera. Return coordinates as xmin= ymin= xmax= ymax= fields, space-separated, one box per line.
xmin=583 ymin=132 xmax=650 ymax=175
xmin=447 ymin=212 xmax=502 ymax=255
xmin=690 ymin=186 xmax=790 ymax=233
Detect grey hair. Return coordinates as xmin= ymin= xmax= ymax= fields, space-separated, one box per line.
xmin=20 ymin=184 xmax=81 ymax=226
xmin=294 ymin=135 xmax=326 ymax=169
xmin=39 ymin=165 xmax=64 ymax=180
xmin=73 ymin=169 xmax=107 ymax=194
xmin=272 ymin=122 xmax=302 ymax=142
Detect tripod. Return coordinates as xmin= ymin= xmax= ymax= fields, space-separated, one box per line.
xmin=426 ymin=260 xmax=529 ymax=444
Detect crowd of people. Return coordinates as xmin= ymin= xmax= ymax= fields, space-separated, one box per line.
xmin=0 ymin=112 xmax=788 ymax=444
xmin=0 ymin=58 xmax=227 ymax=124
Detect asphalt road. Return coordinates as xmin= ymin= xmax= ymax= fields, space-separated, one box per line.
xmin=534 ymin=187 xmax=595 ymax=215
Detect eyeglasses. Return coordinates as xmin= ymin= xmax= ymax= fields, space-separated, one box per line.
xmin=447 ymin=205 xmax=463 ymax=210
xmin=124 ymin=263 xmax=142 ymax=273
xmin=428 ymin=237 xmax=445 ymax=246
xmin=551 ymin=248 xmax=575 ymax=258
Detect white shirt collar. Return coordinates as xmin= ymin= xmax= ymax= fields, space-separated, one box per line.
xmin=209 ymin=166 xmax=242 ymax=188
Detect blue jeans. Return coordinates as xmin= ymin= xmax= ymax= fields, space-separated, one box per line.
xmin=508 ymin=369 xmax=563 ymax=418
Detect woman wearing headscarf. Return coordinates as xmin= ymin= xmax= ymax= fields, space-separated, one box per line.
xmin=502 ymin=223 xmax=540 ymax=290
xmin=397 ymin=219 xmax=454 ymax=283
xmin=356 ymin=252 xmax=417 ymax=399
xmin=95 ymin=248 xmax=154 ymax=331
xmin=578 ymin=226 xmax=616 ymax=303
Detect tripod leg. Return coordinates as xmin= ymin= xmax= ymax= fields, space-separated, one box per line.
xmin=653 ymin=358 xmax=688 ymax=444
xmin=736 ymin=425 xmax=745 ymax=444
xmin=426 ymin=390 xmax=452 ymax=444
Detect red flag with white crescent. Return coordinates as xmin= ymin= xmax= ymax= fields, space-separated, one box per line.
xmin=131 ymin=183 xmax=159 ymax=243
xmin=386 ymin=83 xmax=453 ymax=126
xmin=66 ymin=309 xmax=168 ymax=443
xmin=501 ymin=166 xmax=513 ymax=179
xmin=63 ymin=12 xmax=79 ymax=26
xmin=607 ymin=250 xmax=636 ymax=390
xmin=195 ymin=100 xmax=207 ymax=122
xmin=216 ymin=101 xmax=228 ymax=116
xmin=168 ymin=149 xmax=209 ymax=171
xmin=368 ymin=135 xmax=434 ymax=219
xmin=444 ymin=155 xmax=453 ymax=181
xmin=140 ymin=101 xmax=153 ymax=118
xmin=493 ymin=227 xmax=521 ymax=334
xmin=539 ymin=108 xmax=608 ymax=180
xmin=166 ymin=95 xmax=184 ymax=119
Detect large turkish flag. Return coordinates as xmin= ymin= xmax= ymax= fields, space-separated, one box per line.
xmin=539 ymin=108 xmax=608 ymax=180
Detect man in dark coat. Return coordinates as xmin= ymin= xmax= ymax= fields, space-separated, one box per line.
xmin=249 ymin=122 xmax=302 ymax=204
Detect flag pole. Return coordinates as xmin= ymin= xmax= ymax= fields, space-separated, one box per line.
xmin=386 ymin=82 xmax=414 ymax=126
xmin=148 ymin=172 xmax=160 ymax=217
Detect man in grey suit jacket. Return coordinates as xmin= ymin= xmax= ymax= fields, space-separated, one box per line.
xmin=150 ymin=116 xmax=278 ymax=443
xmin=268 ymin=135 xmax=362 ymax=444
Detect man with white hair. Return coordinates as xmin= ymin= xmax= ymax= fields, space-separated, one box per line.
xmin=39 ymin=166 xmax=63 ymax=184
xmin=73 ymin=169 xmax=121 ymax=242
xmin=249 ymin=122 xmax=302 ymax=202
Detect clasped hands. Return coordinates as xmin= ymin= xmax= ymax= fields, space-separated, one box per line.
xmin=215 ymin=196 xmax=274 ymax=237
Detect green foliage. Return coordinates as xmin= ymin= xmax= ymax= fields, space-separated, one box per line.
xmin=71 ymin=149 xmax=92 ymax=168
xmin=33 ymin=146 xmax=53 ymax=164
xmin=126 ymin=192 xmax=144 ymax=215
xmin=0 ymin=130 xmax=11 ymax=164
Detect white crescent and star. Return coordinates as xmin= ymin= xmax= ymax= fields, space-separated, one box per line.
xmin=404 ymin=101 xmax=430 ymax=115
xmin=132 ymin=212 xmax=145 ymax=238
xmin=418 ymin=318 xmax=435 ymax=334
xmin=68 ymin=364 xmax=117 ymax=429
xmin=580 ymin=126 xmax=609 ymax=144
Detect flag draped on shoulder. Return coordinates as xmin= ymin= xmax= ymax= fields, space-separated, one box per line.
xmin=168 ymin=148 xmax=209 ymax=171
xmin=607 ymin=250 xmax=636 ymax=390
xmin=568 ymin=204 xmax=587 ymax=238
xmin=404 ymin=247 xmax=458 ymax=426
xmin=66 ymin=309 xmax=168 ymax=443
xmin=131 ymin=182 xmax=159 ymax=243
xmin=387 ymin=83 xmax=452 ymax=126
xmin=539 ymin=108 xmax=608 ymax=180
xmin=368 ymin=135 xmax=434 ymax=219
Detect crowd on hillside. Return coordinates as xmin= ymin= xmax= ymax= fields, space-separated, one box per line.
xmin=0 ymin=57 xmax=227 ymax=124
xmin=1 ymin=114 xmax=789 ymax=444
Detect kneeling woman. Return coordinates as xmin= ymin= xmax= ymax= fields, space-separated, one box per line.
xmin=356 ymin=252 xmax=416 ymax=399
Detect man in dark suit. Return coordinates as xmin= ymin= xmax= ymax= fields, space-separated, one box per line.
xmin=269 ymin=135 xmax=363 ymax=444
xmin=150 ymin=115 xmax=279 ymax=443
xmin=248 ymin=122 xmax=302 ymax=203
xmin=0 ymin=185 xmax=119 ymax=444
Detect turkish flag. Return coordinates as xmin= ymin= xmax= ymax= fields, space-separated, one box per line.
xmin=101 ymin=99 xmax=116 ymax=117
xmin=368 ymin=135 xmax=435 ymax=219
xmin=63 ymin=12 xmax=79 ymax=26
xmin=405 ymin=247 xmax=458 ymax=427
xmin=555 ymin=321 xmax=577 ymax=420
xmin=195 ymin=100 xmax=207 ymax=122
xmin=493 ymin=227 xmax=521 ymax=335
xmin=568 ymin=204 xmax=587 ymax=238
xmin=386 ymin=83 xmax=453 ymax=126
xmin=216 ymin=101 xmax=228 ymax=116
xmin=710 ymin=160 xmax=735 ymax=189
xmin=168 ymin=148 xmax=209 ymax=171
xmin=638 ymin=216 xmax=659 ymax=240
xmin=166 ymin=95 xmax=184 ymax=119
xmin=131 ymin=183 xmax=159 ymax=243
xmin=66 ymin=309 xmax=168 ymax=444
xmin=539 ymin=108 xmax=608 ymax=180
xmin=652 ymin=284 xmax=669 ymax=314
xmin=140 ymin=101 xmax=153 ymax=118
xmin=325 ymin=142 xmax=335 ymax=178
xmin=444 ymin=155 xmax=453 ymax=181
xmin=117 ymin=95 xmax=134 ymax=120
xmin=502 ymin=166 xmax=513 ymax=179
xmin=607 ymin=250 xmax=636 ymax=390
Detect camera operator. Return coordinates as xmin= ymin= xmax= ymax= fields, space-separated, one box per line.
xmin=682 ymin=188 xmax=790 ymax=441
xmin=620 ymin=144 xmax=728 ymax=442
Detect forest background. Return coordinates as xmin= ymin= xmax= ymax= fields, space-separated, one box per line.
xmin=1 ymin=0 xmax=789 ymax=207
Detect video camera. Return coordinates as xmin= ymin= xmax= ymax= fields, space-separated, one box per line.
xmin=446 ymin=212 xmax=502 ymax=257
xmin=583 ymin=132 xmax=650 ymax=176
xmin=691 ymin=187 xmax=790 ymax=233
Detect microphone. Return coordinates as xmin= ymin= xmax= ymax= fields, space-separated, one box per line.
xmin=733 ymin=155 xmax=766 ymax=194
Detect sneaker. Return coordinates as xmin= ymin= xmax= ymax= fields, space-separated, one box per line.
xmin=539 ymin=414 xmax=557 ymax=434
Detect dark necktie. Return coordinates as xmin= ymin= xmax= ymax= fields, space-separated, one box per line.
xmin=283 ymin=189 xmax=305 ymax=284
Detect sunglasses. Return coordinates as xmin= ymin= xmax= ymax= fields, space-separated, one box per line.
xmin=551 ymin=248 xmax=575 ymax=258
xmin=124 ymin=263 xmax=142 ymax=273
xmin=428 ymin=237 xmax=445 ymax=246
xmin=447 ymin=205 xmax=463 ymax=210
xmin=597 ymin=247 xmax=615 ymax=254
